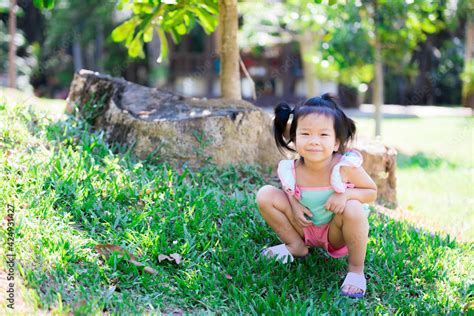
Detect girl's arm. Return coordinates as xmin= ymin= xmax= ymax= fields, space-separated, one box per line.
xmin=341 ymin=166 xmax=377 ymax=203
xmin=325 ymin=166 xmax=377 ymax=214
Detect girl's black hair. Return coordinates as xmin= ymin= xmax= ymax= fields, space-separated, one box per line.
xmin=273 ymin=93 xmax=356 ymax=155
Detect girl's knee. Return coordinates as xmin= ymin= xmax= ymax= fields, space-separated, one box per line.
xmin=343 ymin=200 xmax=366 ymax=221
xmin=256 ymin=185 xmax=278 ymax=207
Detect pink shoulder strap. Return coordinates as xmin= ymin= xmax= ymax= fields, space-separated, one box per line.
xmin=277 ymin=160 xmax=301 ymax=199
xmin=330 ymin=150 xmax=363 ymax=193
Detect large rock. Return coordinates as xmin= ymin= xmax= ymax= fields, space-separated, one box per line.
xmin=66 ymin=70 xmax=284 ymax=168
xmin=355 ymin=139 xmax=398 ymax=206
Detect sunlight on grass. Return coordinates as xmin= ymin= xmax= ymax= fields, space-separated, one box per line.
xmin=0 ymin=87 xmax=66 ymax=115
xmin=354 ymin=117 xmax=473 ymax=168
xmin=398 ymin=168 xmax=473 ymax=240
xmin=354 ymin=117 xmax=474 ymax=242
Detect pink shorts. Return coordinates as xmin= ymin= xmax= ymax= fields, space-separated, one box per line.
xmin=303 ymin=223 xmax=348 ymax=258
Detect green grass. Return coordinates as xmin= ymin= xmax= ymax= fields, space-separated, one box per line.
xmin=355 ymin=117 xmax=474 ymax=241
xmin=0 ymin=104 xmax=474 ymax=314
xmin=0 ymin=100 xmax=473 ymax=313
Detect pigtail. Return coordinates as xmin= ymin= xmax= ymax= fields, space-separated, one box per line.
xmin=345 ymin=116 xmax=356 ymax=143
xmin=273 ymin=102 xmax=295 ymax=154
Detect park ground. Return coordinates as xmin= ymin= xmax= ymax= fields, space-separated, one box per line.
xmin=0 ymin=88 xmax=473 ymax=314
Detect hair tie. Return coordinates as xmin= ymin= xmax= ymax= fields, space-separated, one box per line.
xmin=321 ymin=93 xmax=332 ymax=101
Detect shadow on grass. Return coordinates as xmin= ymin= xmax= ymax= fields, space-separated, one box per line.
xmin=396 ymin=151 xmax=458 ymax=170
xmin=4 ymin=108 xmax=472 ymax=314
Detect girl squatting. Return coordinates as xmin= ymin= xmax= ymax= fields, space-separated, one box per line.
xmin=256 ymin=94 xmax=377 ymax=298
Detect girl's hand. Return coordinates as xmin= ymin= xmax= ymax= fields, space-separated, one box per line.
xmin=325 ymin=192 xmax=348 ymax=214
xmin=287 ymin=195 xmax=313 ymax=227
xmin=291 ymin=202 xmax=313 ymax=227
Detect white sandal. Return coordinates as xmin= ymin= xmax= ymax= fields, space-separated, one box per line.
xmin=261 ymin=244 xmax=294 ymax=264
xmin=340 ymin=272 xmax=367 ymax=298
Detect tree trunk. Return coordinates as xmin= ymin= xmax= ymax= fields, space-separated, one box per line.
xmin=72 ymin=28 xmax=83 ymax=72
xmin=373 ymin=30 xmax=384 ymax=137
xmin=147 ymin=33 xmax=168 ymax=87
xmin=94 ymin=22 xmax=104 ymax=73
xmin=8 ymin=0 xmax=17 ymax=88
xmin=338 ymin=84 xmax=360 ymax=108
xmin=218 ymin=0 xmax=241 ymax=100
xmin=412 ymin=35 xmax=434 ymax=105
xmin=299 ymin=30 xmax=318 ymax=98
xmin=462 ymin=18 xmax=474 ymax=108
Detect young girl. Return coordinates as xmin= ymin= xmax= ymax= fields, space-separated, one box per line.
xmin=256 ymin=94 xmax=377 ymax=298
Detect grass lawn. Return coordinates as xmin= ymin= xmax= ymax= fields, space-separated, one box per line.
xmin=355 ymin=117 xmax=474 ymax=242
xmin=0 ymin=87 xmax=66 ymax=115
xmin=0 ymin=98 xmax=472 ymax=313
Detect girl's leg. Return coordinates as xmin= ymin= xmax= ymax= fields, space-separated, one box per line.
xmin=256 ymin=185 xmax=309 ymax=257
xmin=328 ymin=200 xmax=369 ymax=295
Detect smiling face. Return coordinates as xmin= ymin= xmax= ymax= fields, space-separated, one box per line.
xmin=294 ymin=113 xmax=340 ymax=163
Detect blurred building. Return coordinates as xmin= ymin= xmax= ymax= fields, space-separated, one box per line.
xmin=149 ymin=25 xmax=338 ymax=108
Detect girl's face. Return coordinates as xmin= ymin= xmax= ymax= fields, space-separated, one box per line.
xmin=295 ymin=113 xmax=340 ymax=163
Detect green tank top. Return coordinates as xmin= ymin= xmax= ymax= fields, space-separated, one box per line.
xmin=300 ymin=188 xmax=335 ymax=226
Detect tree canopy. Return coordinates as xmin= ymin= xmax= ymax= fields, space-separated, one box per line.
xmin=111 ymin=0 xmax=219 ymax=62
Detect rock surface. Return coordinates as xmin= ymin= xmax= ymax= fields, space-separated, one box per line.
xmin=66 ymin=70 xmax=284 ymax=168
xmin=355 ymin=139 xmax=398 ymax=206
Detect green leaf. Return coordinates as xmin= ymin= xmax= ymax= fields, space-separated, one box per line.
xmin=188 ymin=14 xmax=197 ymax=31
xmin=183 ymin=12 xmax=190 ymax=26
xmin=175 ymin=23 xmax=186 ymax=35
xmin=44 ymin=0 xmax=55 ymax=9
xmin=314 ymin=0 xmax=323 ymax=3
xmin=144 ymin=26 xmax=154 ymax=43
xmin=156 ymin=28 xmax=168 ymax=63
xmin=322 ymin=33 xmax=333 ymax=42
xmin=421 ymin=3 xmax=437 ymax=13
xmin=198 ymin=2 xmax=219 ymax=15
xmin=125 ymin=30 xmax=135 ymax=46
xmin=162 ymin=10 xmax=185 ymax=29
xmin=328 ymin=0 xmax=337 ymax=5
xmin=112 ymin=19 xmax=138 ymax=43
xmin=132 ymin=3 xmax=154 ymax=14
xmin=128 ymin=34 xmax=145 ymax=58
xmin=33 ymin=0 xmax=55 ymax=9
xmin=194 ymin=7 xmax=217 ymax=34
xmin=169 ymin=27 xmax=181 ymax=44
xmin=421 ymin=19 xmax=437 ymax=33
